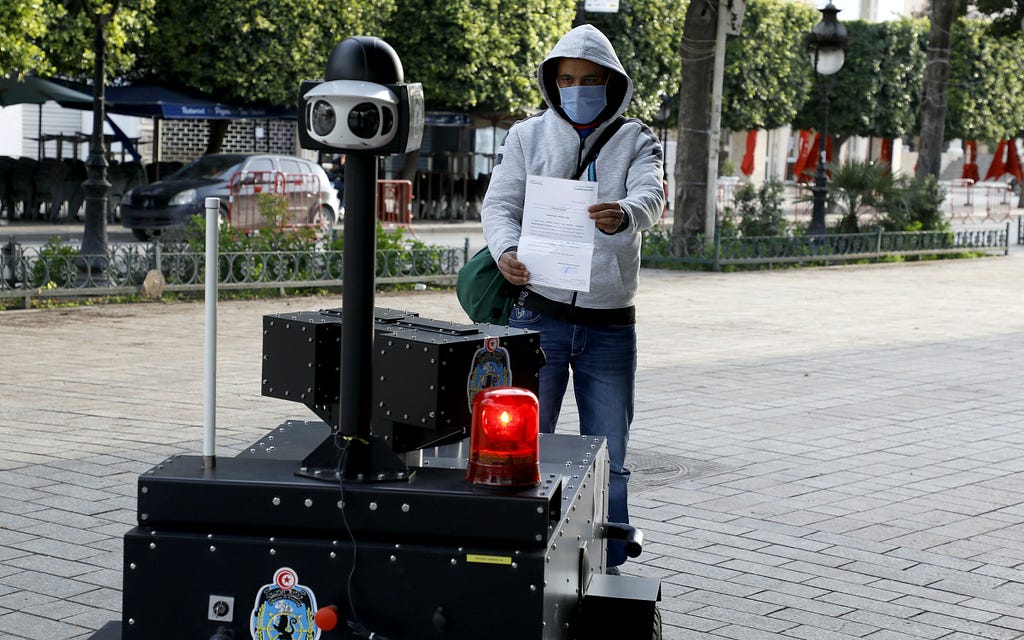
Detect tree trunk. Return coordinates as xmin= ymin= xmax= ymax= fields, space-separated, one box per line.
xmin=916 ymin=0 xmax=956 ymax=180
xmin=672 ymin=0 xmax=717 ymax=256
xmin=205 ymin=120 xmax=230 ymax=155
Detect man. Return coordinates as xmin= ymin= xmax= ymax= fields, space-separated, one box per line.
xmin=480 ymin=24 xmax=664 ymax=570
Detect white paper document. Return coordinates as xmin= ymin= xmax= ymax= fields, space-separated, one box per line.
xmin=517 ymin=175 xmax=598 ymax=292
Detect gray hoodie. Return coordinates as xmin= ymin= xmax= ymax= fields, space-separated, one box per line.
xmin=481 ymin=24 xmax=664 ymax=310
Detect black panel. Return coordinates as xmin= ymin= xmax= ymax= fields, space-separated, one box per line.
xmin=122 ymin=528 xmax=548 ymax=640
xmin=261 ymin=307 xmax=544 ymax=452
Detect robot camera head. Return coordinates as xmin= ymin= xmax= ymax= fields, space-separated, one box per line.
xmin=304 ymin=81 xmax=400 ymax=150
xmin=297 ymin=37 xmax=424 ymax=156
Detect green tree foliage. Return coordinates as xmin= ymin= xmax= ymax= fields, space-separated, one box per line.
xmin=584 ymin=0 xmax=686 ymax=122
xmin=1 ymin=0 xmax=152 ymax=81
xmin=945 ymin=18 xmax=1024 ymax=141
xmin=794 ymin=19 xmax=926 ymax=144
xmin=45 ymin=0 xmax=155 ymax=82
xmin=385 ymin=0 xmax=571 ymax=118
xmin=141 ymin=0 xmax=395 ymax=105
xmin=721 ymin=0 xmax=818 ymax=131
xmin=386 ymin=0 xmax=682 ymax=122
xmin=0 ymin=0 xmax=53 ymax=76
xmin=973 ymin=0 xmax=1024 ymax=35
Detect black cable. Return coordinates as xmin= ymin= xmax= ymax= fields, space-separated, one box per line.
xmin=333 ymin=434 xmax=391 ymax=640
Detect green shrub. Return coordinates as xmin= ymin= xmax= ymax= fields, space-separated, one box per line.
xmin=30 ymin=237 xmax=79 ymax=288
xmin=830 ymin=160 xmax=892 ymax=234
xmin=722 ymin=179 xmax=788 ymax=237
xmin=880 ymin=174 xmax=947 ymax=232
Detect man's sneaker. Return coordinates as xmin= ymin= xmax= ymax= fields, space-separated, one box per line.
xmin=606 ymin=566 xmax=621 ymax=576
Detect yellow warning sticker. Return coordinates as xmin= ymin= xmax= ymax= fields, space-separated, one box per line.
xmin=466 ymin=554 xmax=513 ymax=566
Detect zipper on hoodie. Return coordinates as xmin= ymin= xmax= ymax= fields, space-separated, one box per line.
xmin=575 ymin=137 xmax=586 ymax=178
xmin=571 ymin=136 xmax=584 ymax=313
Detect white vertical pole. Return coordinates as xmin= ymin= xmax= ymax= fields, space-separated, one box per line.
xmin=203 ymin=197 xmax=219 ymax=471
xmin=705 ymin=0 xmax=730 ymax=239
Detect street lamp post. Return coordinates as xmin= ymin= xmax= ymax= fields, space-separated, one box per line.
xmin=80 ymin=3 xmax=114 ymax=271
xmin=805 ymin=2 xmax=848 ymax=236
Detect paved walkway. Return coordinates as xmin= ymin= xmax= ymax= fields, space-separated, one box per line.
xmin=2 ymin=250 xmax=1024 ymax=639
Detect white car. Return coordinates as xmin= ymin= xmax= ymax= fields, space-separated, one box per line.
xmin=121 ymin=154 xmax=341 ymax=241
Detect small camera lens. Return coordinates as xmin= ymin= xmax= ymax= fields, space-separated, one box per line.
xmin=381 ymin=107 xmax=395 ymax=136
xmin=311 ymin=100 xmax=336 ymax=137
xmin=348 ymin=102 xmax=381 ymax=139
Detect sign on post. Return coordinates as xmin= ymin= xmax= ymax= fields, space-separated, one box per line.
xmin=585 ymin=0 xmax=620 ymax=12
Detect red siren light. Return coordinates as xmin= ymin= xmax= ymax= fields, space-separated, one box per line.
xmin=466 ymin=387 xmax=540 ymax=487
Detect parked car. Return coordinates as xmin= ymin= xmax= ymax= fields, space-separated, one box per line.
xmin=120 ymin=154 xmax=341 ymax=241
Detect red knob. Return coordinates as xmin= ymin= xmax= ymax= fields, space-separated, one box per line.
xmin=315 ymin=605 xmax=339 ymax=631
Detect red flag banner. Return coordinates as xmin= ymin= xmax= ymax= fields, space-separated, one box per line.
xmin=1006 ymin=141 xmax=1022 ymax=182
xmin=984 ymin=140 xmax=1008 ymax=181
xmin=961 ymin=140 xmax=980 ymax=183
xmin=792 ymin=130 xmax=813 ymax=183
xmin=880 ymin=139 xmax=892 ymax=165
xmin=740 ymin=130 xmax=757 ymax=176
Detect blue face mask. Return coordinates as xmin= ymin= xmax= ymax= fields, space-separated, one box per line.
xmin=558 ymin=85 xmax=607 ymax=125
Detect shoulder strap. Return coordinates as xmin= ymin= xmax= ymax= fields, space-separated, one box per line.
xmin=572 ymin=116 xmax=627 ymax=180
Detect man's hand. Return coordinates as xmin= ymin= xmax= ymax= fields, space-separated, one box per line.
xmin=589 ymin=201 xmax=626 ymax=234
xmin=497 ymin=250 xmax=529 ymax=285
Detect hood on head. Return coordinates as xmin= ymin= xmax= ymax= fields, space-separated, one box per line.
xmin=538 ymin=24 xmax=632 ymax=124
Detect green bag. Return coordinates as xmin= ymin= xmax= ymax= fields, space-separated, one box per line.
xmin=456 ymin=247 xmax=520 ymax=325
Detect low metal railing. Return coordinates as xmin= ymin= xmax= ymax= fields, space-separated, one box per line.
xmin=642 ymin=223 xmax=1011 ymax=270
xmin=0 ymin=240 xmax=464 ymax=308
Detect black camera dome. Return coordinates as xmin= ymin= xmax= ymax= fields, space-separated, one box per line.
xmin=325 ymin=37 xmax=404 ymax=84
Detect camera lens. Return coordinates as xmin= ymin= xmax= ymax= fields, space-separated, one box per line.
xmin=381 ymin=107 xmax=395 ymax=136
xmin=311 ymin=100 xmax=336 ymax=137
xmin=347 ymin=102 xmax=381 ymax=139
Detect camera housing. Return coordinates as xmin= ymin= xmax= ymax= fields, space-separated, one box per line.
xmin=299 ymin=80 xmax=424 ymax=155
xmin=298 ymin=36 xmax=424 ymax=155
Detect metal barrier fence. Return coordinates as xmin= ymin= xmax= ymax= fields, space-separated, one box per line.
xmin=227 ymin=171 xmax=323 ymax=231
xmin=642 ymin=223 xmax=1011 ymax=271
xmin=378 ymin=180 xmax=414 ymax=229
xmin=0 ymin=240 xmax=464 ymax=308
xmin=940 ymin=180 xmax=1015 ymax=223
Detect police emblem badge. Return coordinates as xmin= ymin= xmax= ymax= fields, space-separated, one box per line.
xmin=250 ymin=567 xmax=320 ymax=640
xmin=466 ymin=336 xmax=512 ymax=413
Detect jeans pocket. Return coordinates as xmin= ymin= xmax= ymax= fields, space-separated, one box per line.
xmin=509 ymin=304 xmax=541 ymax=327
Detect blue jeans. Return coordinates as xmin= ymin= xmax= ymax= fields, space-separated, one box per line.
xmin=510 ymin=304 xmax=636 ymax=567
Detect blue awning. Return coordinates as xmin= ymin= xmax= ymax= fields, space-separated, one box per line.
xmin=59 ymin=83 xmax=295 ymax=120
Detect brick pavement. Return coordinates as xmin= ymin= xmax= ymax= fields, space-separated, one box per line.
xmin=2 ymin=252 xmax=1024 ymax=639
